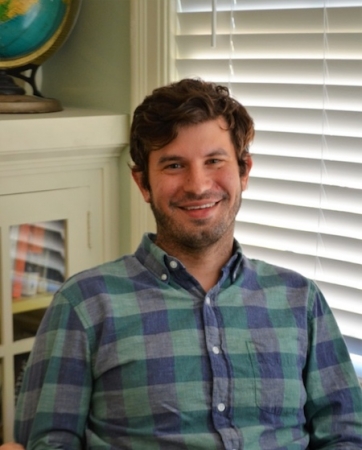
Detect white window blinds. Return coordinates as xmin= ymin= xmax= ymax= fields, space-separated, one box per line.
xmin=175 ymin=1 xmax=362 ymax=343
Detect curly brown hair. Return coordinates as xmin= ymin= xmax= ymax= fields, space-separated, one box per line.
xmin=130 ymin=78 xmax=255 ymax=190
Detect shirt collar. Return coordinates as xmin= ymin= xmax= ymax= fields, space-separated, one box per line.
xmin=228 ymin=239 xmax=244 ymax=282
xmin=135 ymin=233 xmax=244 ymax=285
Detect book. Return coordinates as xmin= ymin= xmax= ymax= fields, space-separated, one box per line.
xmin=12 ymin=224 xmax=31 ymax=299
xmin=11 ymin=221 xmax=66 ymax=299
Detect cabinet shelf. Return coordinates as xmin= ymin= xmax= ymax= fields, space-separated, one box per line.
xmin=12 ymin=294 xmax=52 ymax=314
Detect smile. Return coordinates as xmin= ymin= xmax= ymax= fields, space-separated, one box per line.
xmin=183 ymin=202 xmax=217 ymax=210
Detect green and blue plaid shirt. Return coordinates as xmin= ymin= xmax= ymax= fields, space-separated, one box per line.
xmin=15 ymin=233 xmax=362 ymax=449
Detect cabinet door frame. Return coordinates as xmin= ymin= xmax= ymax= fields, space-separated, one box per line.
xmin=0 ymin=174 xmax=103 ymax=442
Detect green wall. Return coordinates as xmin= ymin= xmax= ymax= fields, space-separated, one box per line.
xmin=41 ymin=0 xmax=131 ymax=114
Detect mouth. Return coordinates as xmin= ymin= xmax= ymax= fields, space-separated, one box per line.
xmin=175 ymin=200 xmax=222 ymax=220
xmin=182 ymin=202 xmax=218 ymax=211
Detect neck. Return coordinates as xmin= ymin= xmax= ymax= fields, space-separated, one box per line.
xmin=155 ymin=235 xmax=234 ymax=292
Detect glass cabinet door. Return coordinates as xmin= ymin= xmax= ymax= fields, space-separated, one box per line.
xmin=0 ymin=185 xmax=101 ymax=443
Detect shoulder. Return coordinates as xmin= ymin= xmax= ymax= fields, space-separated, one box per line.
xmin=42 ymin=254 xmax=148 ymax=333
xmin=240 ymin=254 xmax=326 ymax=315
xmin=242 ymin=254 xmax=313 ymax=290
xmin=55 ymin=253 xmax=142 ymax=306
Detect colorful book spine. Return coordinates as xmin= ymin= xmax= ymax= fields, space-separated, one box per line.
xmin=28 ymin=224 xmax=45 ymax=254
xmin=12 ymin=223 xmax=31 ymax=299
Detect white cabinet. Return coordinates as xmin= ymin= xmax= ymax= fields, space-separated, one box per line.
xmin=0 ymin=109 xmax=129 ymax=442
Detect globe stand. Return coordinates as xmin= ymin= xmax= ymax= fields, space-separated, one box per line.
xmin=0 ymin=67 xmax=62 ymax=114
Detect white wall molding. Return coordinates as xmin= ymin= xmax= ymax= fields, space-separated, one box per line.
xmin=129 ymin=0 xmax=176 ymax=251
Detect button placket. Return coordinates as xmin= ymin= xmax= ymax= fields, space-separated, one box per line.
xmin=202 ymin=292 xmax=241 ymax=450
xmin=203 ymin=295 xmax=230 ymax=423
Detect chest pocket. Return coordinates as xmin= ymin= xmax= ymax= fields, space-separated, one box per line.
xmin=246 ymin=338 xmax=306 ymax=416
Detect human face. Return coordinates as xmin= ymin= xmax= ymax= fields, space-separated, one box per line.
xmin=133 ymin=117 xmax=252 ymax=254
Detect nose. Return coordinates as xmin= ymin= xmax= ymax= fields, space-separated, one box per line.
xmin=183 ymin=164 xmax=212 ymax=195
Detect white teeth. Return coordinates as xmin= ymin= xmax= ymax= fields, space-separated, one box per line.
xmin=185 ymin=203 xmax=216 ymax=210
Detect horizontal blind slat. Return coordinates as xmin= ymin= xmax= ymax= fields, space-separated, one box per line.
xmin=252 ymin=131 xmax=362 ymax=162
xmin=178 ymin=8 xmax=362 ymax=34
xmin=176 ymin=34 xmax=362 ymax=59
xmin=176 ymin=60 xmax=362 ymax=85
xmin=239 ymin=199 xmax=362 ymax=239
xmin=249 ymin=154 xmax=362 ymax=188
xmin=229 ymin=83 xmax=362 ymax=112
xmin=235 ymin=222 xmax=362 ymax=266
xmin=178 ymin=0 xmax=362 ymax=12
xmin=245 ymin=179 xmax=361 ymax=214
xmin=248 ymin=107 xmax=362 ymax=138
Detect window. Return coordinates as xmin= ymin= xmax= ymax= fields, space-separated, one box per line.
xmin=174 ymin=0 xmax=362 ymax=367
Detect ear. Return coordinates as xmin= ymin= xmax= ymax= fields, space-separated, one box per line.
xmin=132 ymin=170 xmax=151 ymax=203
xmin=240 ymin=155 xmax=253 ymax=191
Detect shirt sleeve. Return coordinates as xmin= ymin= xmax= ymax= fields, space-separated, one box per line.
xmin=14 ymin=291 xmax=92 ymax=450
xmin=304 ymin=282 xmax=362 ymax=449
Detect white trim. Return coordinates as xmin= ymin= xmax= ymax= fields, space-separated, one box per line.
xmin=129 ymin=0 xmax=176 ymax=251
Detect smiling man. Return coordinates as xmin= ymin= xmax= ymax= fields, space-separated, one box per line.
xmin=12 ymin=79 xmax=362 ymax=450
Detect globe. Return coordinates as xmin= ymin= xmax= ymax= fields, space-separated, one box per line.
xmin=0 ymin=0 xmax=82 ymax=113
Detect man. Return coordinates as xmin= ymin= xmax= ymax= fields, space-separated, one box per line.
xmin=9 ymin=79 xmax=362 ymax=449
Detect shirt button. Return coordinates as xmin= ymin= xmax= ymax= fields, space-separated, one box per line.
xmin=212 ymin=346 xmax=220 ymax=355
xmin=169 ymin=260 xmax=178 ymax=269
xmin=205 ymin=296 xmax=211 ymax=305
xmin=217 ymin=403 xmax=226 ymax=412
xmin=161 ymin=274 xmax=167 ymax=281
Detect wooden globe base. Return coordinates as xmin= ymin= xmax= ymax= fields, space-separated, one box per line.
xmin=0 ymin=95 xmax=62 ymax=113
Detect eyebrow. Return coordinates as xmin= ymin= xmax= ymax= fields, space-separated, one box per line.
xmin=157 ymin=155 xmax=183 ymax=166
xmin=156 ymin=149 xmax=229 ymax=166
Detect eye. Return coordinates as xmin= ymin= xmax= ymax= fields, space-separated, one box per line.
xmin=163 ymin=162 xmax=183 ymax=171
xmin=206 ymin=158 xmax=223 ymax=166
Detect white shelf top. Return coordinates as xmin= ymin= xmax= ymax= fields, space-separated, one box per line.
xmin=0 ymin=107 xmax=129 ymax=153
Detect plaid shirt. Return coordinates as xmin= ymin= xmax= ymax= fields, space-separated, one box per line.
xmin=15 ymin=233 xmax=362 ymax=450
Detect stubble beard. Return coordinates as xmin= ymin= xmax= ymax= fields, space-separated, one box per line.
xmin=149 ymin=192 xmax=242 ymax=253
